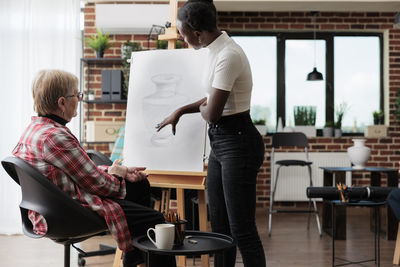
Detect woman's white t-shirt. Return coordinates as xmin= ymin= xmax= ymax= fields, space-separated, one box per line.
xmin=204 ymin=31 xmax=253 ymax=116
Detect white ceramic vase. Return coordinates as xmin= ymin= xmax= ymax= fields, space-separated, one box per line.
xmin=347 ymin=138 xmax=371 ymax=169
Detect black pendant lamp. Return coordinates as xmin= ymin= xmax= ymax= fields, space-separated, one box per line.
xmin=307 ymin=12 xmax=323 ymax=81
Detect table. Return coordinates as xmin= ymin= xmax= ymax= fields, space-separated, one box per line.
xmin=330 ymin=200 xmax=385 ymax=267
xmin=146 ymin=170 xmax=208 ymax=266
xmin=133 ymin=230 xmax=236 ymax=267
xmin=320 ymin=167 xmax=398 ymax=240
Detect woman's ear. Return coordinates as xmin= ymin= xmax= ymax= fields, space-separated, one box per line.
xmin=57 ymin=97 xmax=65 ymax=109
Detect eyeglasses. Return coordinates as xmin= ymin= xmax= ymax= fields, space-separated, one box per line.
xmin=65 ymin=92 xmax=83 ymax=101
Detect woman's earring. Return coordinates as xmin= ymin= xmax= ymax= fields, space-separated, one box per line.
xmin=62 ymin=111 xmax=65 ymax=117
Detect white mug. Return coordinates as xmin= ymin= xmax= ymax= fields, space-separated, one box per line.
xmin=147 ymin=223 xmax=175 ymax=250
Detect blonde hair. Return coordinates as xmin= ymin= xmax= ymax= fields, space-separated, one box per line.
xmin=32 ymin=69 xmax=78 ymax=115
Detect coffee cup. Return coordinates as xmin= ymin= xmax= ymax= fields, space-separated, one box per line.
xmin=147 ymin=223 xmax=175 ymax=250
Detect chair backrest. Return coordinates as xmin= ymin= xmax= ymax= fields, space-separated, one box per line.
xmin=86 ymin=150 xmax=113 ymax=166
xmin=1 ymin=157 xmax=108 ymax=243
xmin=272 ymin=132 xmax=309 ymax=148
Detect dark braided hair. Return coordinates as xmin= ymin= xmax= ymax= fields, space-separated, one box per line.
xmin=177 ymin=0 xmax=217 ymax=32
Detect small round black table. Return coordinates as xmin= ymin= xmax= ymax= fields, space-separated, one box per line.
xmin=132 ymin=230 xmax=236 ymax=267
xmin=330 ymin=200 xmax=386 ymax=267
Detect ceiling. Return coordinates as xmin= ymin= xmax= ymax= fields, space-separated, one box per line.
xmin=213 ymin=0 xmax=400 ymax=12
xmin=89 ymin=0 xmax=400 ymax=12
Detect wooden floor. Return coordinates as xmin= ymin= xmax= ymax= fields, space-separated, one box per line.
xmin=0 ymin=207 xmax=397 ymax=267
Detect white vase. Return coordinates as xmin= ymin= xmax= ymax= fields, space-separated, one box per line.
xmin=347 ymin=138 xmax=371 ymax=170
xmin=142 ymin=73 xmax=187 ymax=146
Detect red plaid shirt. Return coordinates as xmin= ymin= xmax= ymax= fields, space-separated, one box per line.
xmin=13 ymin=117 xmax=134 ymax=252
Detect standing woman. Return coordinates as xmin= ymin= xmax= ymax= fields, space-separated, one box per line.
xmin=157 ymin=0 xmax=266 ymax=266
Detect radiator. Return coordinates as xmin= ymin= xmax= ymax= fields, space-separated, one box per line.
xmin=272 ymin=152 xmax=351 ymax=201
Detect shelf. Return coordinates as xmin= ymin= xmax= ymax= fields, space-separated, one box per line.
xmin=81 ymin=58 xmax=123 ymax=65
xmin=83 ymin=99 xmax=127 ymax=104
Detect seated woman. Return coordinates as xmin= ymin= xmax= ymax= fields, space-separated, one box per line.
xmin=12 ymin=69 xmax=176 ymax=267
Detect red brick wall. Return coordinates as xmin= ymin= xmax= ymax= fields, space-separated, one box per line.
xmin=83 ymin=4 xmax=400 ymax=208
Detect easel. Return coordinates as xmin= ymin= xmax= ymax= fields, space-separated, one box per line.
xmin=113 ymin=1 xmax=209 ymax=267
xmin=152 ymin=2 xmax=209 ymax=266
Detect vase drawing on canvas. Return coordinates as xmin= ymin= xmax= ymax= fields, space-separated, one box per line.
xmin=347 ymin=138 xmax=371 ymax=170
xmin=142 ymin=73 xmax=187 ymax=146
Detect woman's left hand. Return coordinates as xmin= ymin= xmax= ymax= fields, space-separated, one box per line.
xmin=108 ymin=159 xmax=128 ymax=178
xmin=125 ymin=167 xmax=148 ymax=183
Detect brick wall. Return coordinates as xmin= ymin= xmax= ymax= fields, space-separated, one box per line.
xmin=83 ymin=4 xmax=400 ymax=208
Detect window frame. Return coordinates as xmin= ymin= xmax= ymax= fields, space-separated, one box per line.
xmin=230 ymin=31 xmax=384 ymax=131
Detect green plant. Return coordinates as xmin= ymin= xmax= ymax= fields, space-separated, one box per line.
xmin=121 ymin=41 xmax=142 ymax=99
xmin=324 ymin=121 xmax=334 ymax=128
xmin=373 ymin=110 xmax=384 ymax=125
xmin=253 ymin=119 xmax=266 ymax=125
xmin=156 ymin=39 xmax=184 ymax=49
xmin=156 ymin=40 xmax=168 ymax=49
xmin=294 ymin=106 xmax=316 ymax=126
xmin=334 ymin=102 xmax=348 ymax=129
xmin=85 ymin=28 xmax=113 ymax=56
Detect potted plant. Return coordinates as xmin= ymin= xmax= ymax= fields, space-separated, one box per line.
xmin=373 ymin=110 xmax=384 ymax=125
xmin=86 ymin=28 xmax=113 ymax=58
xmin=88 ymin=90 xmax=95 ymax=101
xmin=365 ymin=109 xmax=387 ymax=138
xmin=334 ymin=102 xmax=348 ymax=137
xmin=121 ymin=40 xmax=142 ymax=99
xmin=252 ymin=118 xmax=267 ymax=135
xmin=293 ymin=106 xmax=316 ymax=137
xmin=322 ymin=121 xmax=334 ymax=137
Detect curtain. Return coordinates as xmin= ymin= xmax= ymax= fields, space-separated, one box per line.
xmin=0 ymin=0 xmax=81 ymax=234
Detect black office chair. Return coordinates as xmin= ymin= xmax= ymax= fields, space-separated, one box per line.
xmin=268 ymin=132 xmax=322 ymax=236
xmin=86 ymin=149 xmax=113 ymax=166
xmin=1 ymin=156 xmax=114 ymax=267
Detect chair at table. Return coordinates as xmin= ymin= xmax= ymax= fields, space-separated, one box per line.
xmin=268 ymin=132 xmax=322 ymax=236
xmin=1 ymin=156 xmax=113 ymax=267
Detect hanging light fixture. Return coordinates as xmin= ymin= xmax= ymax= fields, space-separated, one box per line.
xmin=307 ymin=11 xmax=323 ymax=81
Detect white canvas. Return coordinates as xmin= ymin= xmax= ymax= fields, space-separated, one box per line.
xmin=124 ymin=49 xmax=208 ymax=172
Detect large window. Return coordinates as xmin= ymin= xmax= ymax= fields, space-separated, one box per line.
xmin=233 ymin=36 xmax=277 ymax=132
xmin=232 ymin=32 xmax=382 ymax=133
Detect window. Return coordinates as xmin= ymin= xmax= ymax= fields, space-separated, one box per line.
xmin=334 ymin=36 xmax=381 ymax=132
xmin=232 ymin=36 xmax=277 ymax=132
xmin=285 ymin=39 xmax=326 ymax=128
xmin=232 ymin=32 xmax=382 ymax=133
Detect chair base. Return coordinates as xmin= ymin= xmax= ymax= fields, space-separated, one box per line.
xmin=72 ymin=243 xmax=116 ymax=267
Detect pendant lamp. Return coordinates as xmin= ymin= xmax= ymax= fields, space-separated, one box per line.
xmin=307 ymin=11 xmax=323 ymax=81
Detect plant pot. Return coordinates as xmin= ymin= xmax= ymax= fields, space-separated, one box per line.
xmin=347 ymin=138 xmax=371 ymax=170
xmin=255 ymin=125 xmax=267 ymax=135
xmin=294 ymin=126 xmax=316 ymax=137
xmin=334 ymin=128 xmax=342 ymax=137
xmin=322 ymin=127 xmax=334 ymax=137
xmin=96 ymin=50 xmax=104 ymax=58
xmin=88 ymin=94 xmax=95 ymax=101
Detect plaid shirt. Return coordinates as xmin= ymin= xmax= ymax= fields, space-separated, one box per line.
xmin=13 ymin=117 xmax=134 ymax=252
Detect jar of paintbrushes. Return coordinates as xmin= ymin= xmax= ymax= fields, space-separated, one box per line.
xmin=164 ymin=211 xmax=187 ymax=247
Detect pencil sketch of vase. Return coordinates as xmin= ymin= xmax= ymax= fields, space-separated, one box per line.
xmin=142 ymin=73 xmax=187 ymax=146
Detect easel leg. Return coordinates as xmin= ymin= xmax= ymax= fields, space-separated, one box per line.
xmin=394 ymin=222 xmax=400 ymax=265
xmin=177 ymin=188 xmax=186 ymax=267
xmin=198 ymin=189 xmax=209 ymax=267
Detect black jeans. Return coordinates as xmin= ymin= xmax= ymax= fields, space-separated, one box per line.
xmin=114 ymin=179 xmax=176 ymax=267
xmin=207 ymin=113 xmax=266 ymax=267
